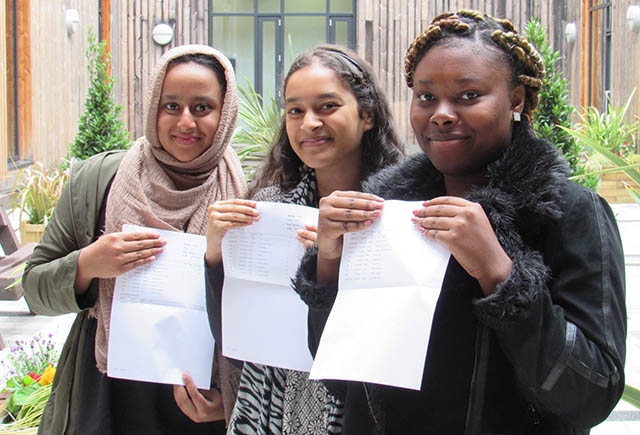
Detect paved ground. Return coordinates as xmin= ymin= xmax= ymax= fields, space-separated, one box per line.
xmin=0 ymin=203 xmax=639 ymax=433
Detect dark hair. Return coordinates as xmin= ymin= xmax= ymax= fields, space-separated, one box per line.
xmin=168 ymin=53 xmax=227 ymax=97
xmin=404 ymin=9 xmax=545 ymax=121
xmin=248 ymin=44 xmax=404 ymax=197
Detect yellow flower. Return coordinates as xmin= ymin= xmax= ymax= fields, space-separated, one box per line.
xmin=38 ymin=365 xmax=56 ymax=386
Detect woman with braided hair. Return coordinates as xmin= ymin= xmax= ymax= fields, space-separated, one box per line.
xmin=294 ymin=9 xmax=626 ymax=434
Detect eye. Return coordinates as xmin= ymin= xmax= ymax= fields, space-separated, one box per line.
xmin=417 ymin=93 xmax=434 ymax=103
xmin=193 ymin=103 xmax=212 ymax=114
xmin=320 ymin=102 xmax=339 ymax=111
xmin=286 ymin=107 xmax=303 ymax=116
xmin=460 ymin=91 xmax=479 ymax=101
xmin=164 ymin=102 xmax=179 ymax=112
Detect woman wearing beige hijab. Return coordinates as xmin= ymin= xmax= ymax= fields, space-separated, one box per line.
xmin=22 ymin=45 xmax=247 ymax=434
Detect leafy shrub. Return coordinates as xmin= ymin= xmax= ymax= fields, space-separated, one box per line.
xmin=69 ymin=29 xmax=130 ymax=160
xmin=232 ymin=79 xmax=283 ymax=178
xmin=524 ymin=19 xmax=599 ymax=190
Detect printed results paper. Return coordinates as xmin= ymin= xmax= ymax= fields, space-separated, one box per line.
xmin=107 ymin=224 xmax=214 ymax=389
xmin=309 ymin=200 xmax=451 ymax=390
xmin=221 ymin=201 xmax=319 ymax=371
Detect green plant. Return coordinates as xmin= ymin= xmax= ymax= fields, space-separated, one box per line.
xmin=232 ymin=78 xmax=282 ymax=165
xmin=69 ymin=29 xmax=130 ymax=160
xmin=10 ymin=161 xmax=69 ymax=225
xmin=623 ymin=384 xmax=640 ymax=409
xmin=524 ymin=18 xmax=598 ymax=190
xmin=1 ymin=333 xmax=59 ymax=428
xmin=571 ymin=90 xmax=639 ymax=158
xmin=559 ymin=92 xmax=640 ymax=204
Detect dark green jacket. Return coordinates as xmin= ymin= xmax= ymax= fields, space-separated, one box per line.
xmin=23 ymin=150 xmax=125 ymax=435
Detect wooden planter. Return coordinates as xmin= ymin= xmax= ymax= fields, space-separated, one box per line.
xmin=19 ymin=222 xmax=45 ymax=245
xmin=596 ymin=171 xmax=639 ymax=204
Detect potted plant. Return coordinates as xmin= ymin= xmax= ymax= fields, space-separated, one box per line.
xmin=10 ymin=161 xmax=69 ymax=245
xmin=232 ymin=78 xmax=282 ymax=179
xmin=560 ymin=90 xmax=640 ymax=204
xmin=0 ymin=332 xmax=60 ymax=432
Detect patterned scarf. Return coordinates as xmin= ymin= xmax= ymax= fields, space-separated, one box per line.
xmin=92 ymin=45 xmax=247 ymax=373
xmin=282 ymin=169 xmax=319 ymax=207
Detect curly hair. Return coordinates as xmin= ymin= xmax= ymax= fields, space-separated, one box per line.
xmin=248 ymin=44 xmax=404 ymax=197
xmin=404 ymin=9 xmax=545 ymax=121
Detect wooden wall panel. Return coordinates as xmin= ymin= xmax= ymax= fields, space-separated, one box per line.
xmin=16 ymin=0 xmax=30 ymax=161
xmin=0 ymin=0 xmax=7 ymax=179
xmin=613 ymin=0 xmax=640 ymax=142
xmin=28 ymin=1 xmax=99 ymax=165
xmin=111 ymin=0 xmax=209 ymax=140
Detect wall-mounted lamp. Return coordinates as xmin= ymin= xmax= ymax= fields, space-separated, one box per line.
xmin=152 ymin=23 xmax=174 ymax=45
xmin=627 ymin=5 xmax=640 ymax=32
xmin=564 ymin=22 xmax=577 ymax=44
xmin=65 ymin=9 xmax=79 ymax=36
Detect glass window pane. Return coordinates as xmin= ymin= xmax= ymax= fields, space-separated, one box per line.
xmin=258 ymin=0 xmax=280 ymax=13
xmin=284 ymin=17 xmax=326 ymax=68
xmin=213 ymin=0 xmax=253 ymax=13
xmin=285 ymin=0 xmax=324 ymax=13
xmin=333 ymin=20 xmax=350 ymax=47
xmin=211 ymin=16 xmax=255 ymax=85
xmin=260 ymin=20 xmax=278 ymax=100
xmin=330 ymin=0 xmax=353 ymax=13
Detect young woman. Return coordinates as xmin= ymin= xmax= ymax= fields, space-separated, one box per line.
xmin=294 ymin=10 xmax=627 ymax=434
xmin=22 ymin=45 xmax=247 ymax=434
xmin=204 ymin=45 xmax=404 ymax=434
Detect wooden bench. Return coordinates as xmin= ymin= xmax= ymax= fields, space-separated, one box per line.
xmin=0 ymin=206 xmax=36 ymax=300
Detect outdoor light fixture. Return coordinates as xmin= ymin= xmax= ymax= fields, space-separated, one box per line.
xmin=152 ymin=22 xmax=174 ymax=45
xmin=627 ymin=5 xmax=640 ymax=32
xmin=65 ymin=9 xmax=79 ymax=36
xmin=564 ymin=22 xmax=577 ymax=44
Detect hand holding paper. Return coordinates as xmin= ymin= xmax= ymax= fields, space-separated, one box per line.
xmin=107 ymin=224 xmax=215 ymax=389
xmin=310 ymin=200 xmax=451 ymax=390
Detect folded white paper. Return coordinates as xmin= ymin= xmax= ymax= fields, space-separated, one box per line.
xmin=221 ymin=202 xmax=319 ymax=371
xmin=108 ymin=224 xmax=214 ymax=389
xmin=309 ymin=200 xmax=450 ymax=390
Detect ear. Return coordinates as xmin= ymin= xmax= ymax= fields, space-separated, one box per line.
xmin=362 ymin=112 xmax=374 ymax=132
xmin=510 ymin=84 xmax=526 ymax=115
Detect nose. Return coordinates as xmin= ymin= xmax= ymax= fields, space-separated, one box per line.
xmin=177 ymin=107 xmax=196 ymax=130
xmin=301 ymin=110 xmax=322 ymax=130
xmin=430 ymin=101 xmax=457 ymax=127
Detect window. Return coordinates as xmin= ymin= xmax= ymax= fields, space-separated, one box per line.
xmin=209 ymin=0 xmax=355 ymax=100
xmin=587 ymin=0 xmax=612 ymax=109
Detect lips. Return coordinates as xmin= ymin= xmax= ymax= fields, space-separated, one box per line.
xmin=428 ymin=134 xmax=468 ymax=142
xmin=173 ymin=134 xmax=200 ymax=145
xmin=299 ymin=136 xmax=332 ymax=146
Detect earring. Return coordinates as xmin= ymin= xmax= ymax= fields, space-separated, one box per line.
xmin=512 ymin=111 xmax=521 ymax=122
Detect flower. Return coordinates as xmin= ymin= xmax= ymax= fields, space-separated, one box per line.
xmin=1 ymin=333 xmax=61 ymax=428
xmin=38 ymin=366 xmax=56 ymax=386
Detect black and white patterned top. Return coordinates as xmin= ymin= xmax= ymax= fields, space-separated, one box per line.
xmin=227 ymin=170 xmax=343 ymax=435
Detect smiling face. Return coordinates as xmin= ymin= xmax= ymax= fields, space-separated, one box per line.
xmin=410 ymin=39 xmax=524 ymax=193
xmin=284 ymin=62 xmax=373 ymax=177
xmin=156 ymin=61 xmax=224 ymax=162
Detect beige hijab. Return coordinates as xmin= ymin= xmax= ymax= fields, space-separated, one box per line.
xmin=92 ymin=45 xmax=246 ymax=390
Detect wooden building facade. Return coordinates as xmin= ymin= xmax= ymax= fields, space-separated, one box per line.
xmin=1 ymin=0 xmax=639 ymax=191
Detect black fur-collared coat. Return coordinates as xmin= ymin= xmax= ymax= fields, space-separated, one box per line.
xmin=294 ymin=122 xmax=626 ymax=435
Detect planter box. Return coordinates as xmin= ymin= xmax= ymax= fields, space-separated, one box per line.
xmin=597 ymin=171 xmax=639 ymax=204
xmin=0 ymin=426 xmax=38 ymax=434
xmin=19 ymin=222 xmax=45 ymax=246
